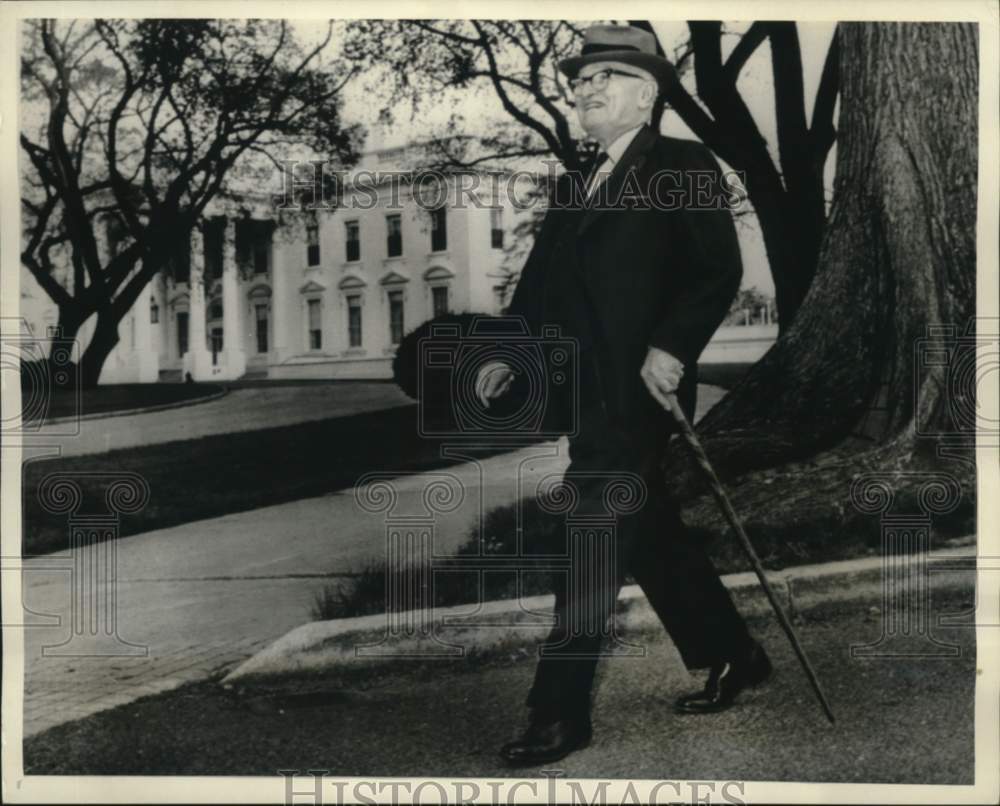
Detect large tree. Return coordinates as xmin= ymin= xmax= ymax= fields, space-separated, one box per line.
xmin=636 ymin=21 xmax=838 ymax=330
xmin=669 ymin=22 xmax=978 ymax=535
xmin=20 ymin=19 xmax=361 ymax=387
xmin=343 ymin=19 xmax=839 ymax=328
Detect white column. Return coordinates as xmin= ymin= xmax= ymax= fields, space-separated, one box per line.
xmin=162 ymin=277 xmax=173 ymax=366
xmin=133 ymin=280 xmax=158 ymax=382
xmin=184 ymin=227 xmax=212 ymax=380
xmin=221 ymin=218 xmax=246 ymax=379
xmin=268 ymin=222 xmax=289 ymax=363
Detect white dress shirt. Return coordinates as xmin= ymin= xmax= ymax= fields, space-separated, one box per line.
xmin=585 ymin=124 xmax=644 ymax=198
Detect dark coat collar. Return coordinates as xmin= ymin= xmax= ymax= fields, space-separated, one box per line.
xmin=578 ymin=123 xmax=659 ymax=235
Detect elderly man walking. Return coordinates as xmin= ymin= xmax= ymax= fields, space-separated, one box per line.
xmin=477 ymin=24 xmax=771 ymax=766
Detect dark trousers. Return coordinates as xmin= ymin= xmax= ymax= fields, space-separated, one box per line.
xmin=525 ymin=419 xmax=755 ymax=718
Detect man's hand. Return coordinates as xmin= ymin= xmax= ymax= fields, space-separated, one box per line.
xmin=476 ymin=361 xmax=515 ymax=407
xmin=640 ymin=346 xmax=684 ymax=410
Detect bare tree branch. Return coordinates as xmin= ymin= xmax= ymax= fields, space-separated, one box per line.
xmin=768 ymin=22 xmax=810 ymax=193
xmin=810 ymin=26 xmax=840 ymax=157
xmin=723 ymin=22 xmax=767 ymax=82
xmin=470 ymin=20 xmax=568 ymax=163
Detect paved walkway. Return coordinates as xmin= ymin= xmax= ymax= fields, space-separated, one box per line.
xmin=20 ymin=382 xmax=413 ymax=458
xmin=17 ymin=442 xmax=572 ymax=736
xmin=15 ymin=385 xmax=727 ymax=737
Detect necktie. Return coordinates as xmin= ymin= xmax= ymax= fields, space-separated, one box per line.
xmin=586 ymin=151 xmax=610 ymax=198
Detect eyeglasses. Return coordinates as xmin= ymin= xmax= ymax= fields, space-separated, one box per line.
xmin=569 ymin=68 xmax=646 ymax=93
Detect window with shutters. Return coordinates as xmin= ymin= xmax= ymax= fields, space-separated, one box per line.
xmin=347 ymin=295 xmax=363 ymax=347
xmin=209 ymin=327 xmax=223 ymax=365
xmin=345 ymin=220 xmax=360 ymax=262
xmin=388 ymin=290 xmax=405 ymax=345
xmin=307 ymin=298 xmax=322 ymax=350
xmin=255 ymin=304 xmax=269 ymax=353
xmin=307 ymin=215 xmax=321 ymax=267
xmin=176 ymin=312 xmax=189 ymax=356
xmin=432 ymin=286 xmax=449 ymax=317
xmin=430 ymin=207 xmax=447 ymax=252
xmin=386 ymin=214 xmax=402 ymax=257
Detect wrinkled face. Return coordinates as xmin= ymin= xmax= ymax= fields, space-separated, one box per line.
xmin=573 ymin=60 xmax=657 ymax=142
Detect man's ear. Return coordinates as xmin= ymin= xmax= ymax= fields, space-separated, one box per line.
xmin=639 ymin=80 xmax=658 ymax=110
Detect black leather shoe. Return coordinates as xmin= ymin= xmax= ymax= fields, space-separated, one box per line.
xmin=500 ymin=714 xmax=592 ymax=766
xmin=674 ymin=642 xmax=772 ymax=714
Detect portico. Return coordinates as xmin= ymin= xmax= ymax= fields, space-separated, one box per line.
xmin=154 ymin=214 xmax=275 ymax=382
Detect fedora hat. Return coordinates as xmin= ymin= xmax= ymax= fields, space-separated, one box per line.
xmin=559 ymin=24 xmax=678 ymax=91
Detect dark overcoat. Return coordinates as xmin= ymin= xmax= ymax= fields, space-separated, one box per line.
xmin=507 ymin=123 xmax=743 ymax=445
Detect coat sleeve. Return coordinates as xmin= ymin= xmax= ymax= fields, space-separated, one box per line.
xmin=506 ymin=229 xmax=545 ymax=332
xmin=506 ymin=176 xmax=571 ymax=334
xmin=648 ymin=143 xmax=743 ymax=367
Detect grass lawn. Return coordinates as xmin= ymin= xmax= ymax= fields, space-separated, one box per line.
xmin=21 ymin=403 xmax=543 ymax=556
xmin=311 ymin=495 xmax=975 ymax=621
xmin=21 ymin=365 xmax=747 ymax=424
xmin=23 ymin=382 xmax=224 ymax=423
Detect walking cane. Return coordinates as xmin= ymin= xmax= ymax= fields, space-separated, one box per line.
xmin=664 ymin=394 xmax=837 ymax=725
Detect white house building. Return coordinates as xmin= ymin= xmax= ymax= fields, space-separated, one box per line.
xmin=21 ymin=140 xmax=777 ymax=383
xmin=20 ymin=142 xmax=530 ymax=383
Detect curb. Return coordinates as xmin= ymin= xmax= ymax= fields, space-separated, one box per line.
xmin=38 ymin=386 xmax=229 ymax=426
xmin=222 ymin=539 xmax=977 ymax=684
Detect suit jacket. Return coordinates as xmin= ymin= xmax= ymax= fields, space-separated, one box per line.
xmin=507 ymin=124 xmax=742 ymax=443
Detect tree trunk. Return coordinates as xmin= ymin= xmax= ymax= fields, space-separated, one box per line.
xmin=52 ymin=303 xmax=85 ymax=354
xmin=668 ymin=22 xmax=979 ymax=536
xmin=39 ymin=304 xmax=88 ymax=391
xmin=73 ymin=252 xmax=164 ymax=388
xmin=647 ymin=21 xmax=838 ymax=330
xmin=77 ymin=310 xmax=121 ymax=389
xmin=742 ymin=172 xmax=812 ymax=329
xmin=708 ymin=139 xmax=826 ymax=332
